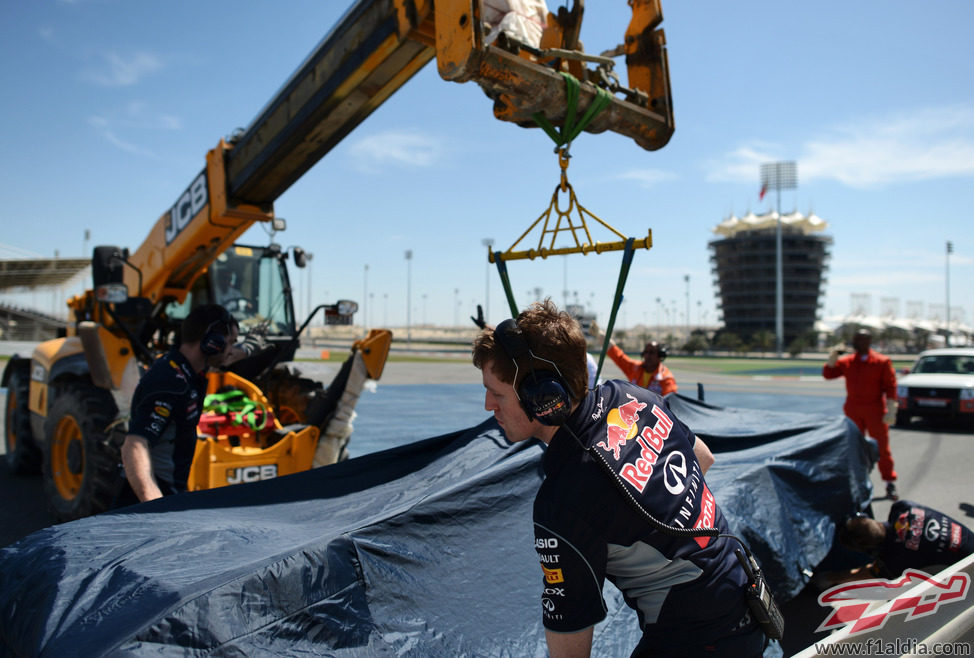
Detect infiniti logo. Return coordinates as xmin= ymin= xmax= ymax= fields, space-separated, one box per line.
xmin=663 ymin=451 xmax=688 ymax=495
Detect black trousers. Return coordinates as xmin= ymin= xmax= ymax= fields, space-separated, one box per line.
xmin=630 ymin=611 xmax=767 ymax=657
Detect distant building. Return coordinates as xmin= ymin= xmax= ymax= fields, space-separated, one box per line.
xmin=0 ymin=302 xmax=68 ymax=341
xmin=709 ymin=211 xmax=832 ymax=345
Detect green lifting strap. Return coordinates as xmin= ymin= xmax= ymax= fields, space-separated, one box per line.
xmin=492 ymin=238 xmax=636 ymax=388
xmin=532 ymin=72 xmax=613 ymax=149
xmin=204 ymin=389 xmax=268 ymax=431
xmin=595 ymin=237 xmax=637 ymax=384
xmin=493 ymin=252 xmax=520 ymax=319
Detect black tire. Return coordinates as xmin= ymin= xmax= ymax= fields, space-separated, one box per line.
xmin=262 ymin=369 xmax=349 ymax=462
xmin=895 ymin=410 xmax=909 ymax=427
xmin=42 ymin=384 xmax=121 ymax=522
xmin=4 ymin=364 xmax=41 ymax=475
xmin=263 ymin=370 xmax=328 ymax=426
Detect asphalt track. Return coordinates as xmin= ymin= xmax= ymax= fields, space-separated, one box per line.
xmin=2 ymin=355 xmax=972 ymax=656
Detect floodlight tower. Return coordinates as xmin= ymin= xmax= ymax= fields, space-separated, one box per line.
xmin=760 ymin=161 xmax=798 ymax=356
xmin=481 ymin=238 xmax=494 ymax=322
xmin=405 ymin=250 xmax=413 ymax=348
xmin=946 ymin=240 xmax=953 ymax=345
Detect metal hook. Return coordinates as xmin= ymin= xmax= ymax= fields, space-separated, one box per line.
xmin=558 ymin=147 xmax=571 ymax=191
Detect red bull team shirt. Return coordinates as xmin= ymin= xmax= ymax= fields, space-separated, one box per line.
xmin=533 ymin=380 xmax=749 ymax=640
xmin=880 ymin=500 xmax=974 ymax=577
xmin=127 ymin=349 xmax=206 ymax=492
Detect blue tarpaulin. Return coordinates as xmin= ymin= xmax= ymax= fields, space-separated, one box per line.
xmin=0 ymin=395 xmax=872 ymax=656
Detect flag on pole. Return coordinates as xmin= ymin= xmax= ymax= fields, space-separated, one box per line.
xmin=759 ymin=183 xmax=768 ymax=201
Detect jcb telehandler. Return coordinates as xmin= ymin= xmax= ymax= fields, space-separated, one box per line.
xmin=3 ymin=0 xmax=674 ymax=521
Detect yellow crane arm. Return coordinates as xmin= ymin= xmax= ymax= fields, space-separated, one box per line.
xmin=118 ymin=0 xmax=673 ymax=305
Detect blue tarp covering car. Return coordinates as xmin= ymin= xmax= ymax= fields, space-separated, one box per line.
xmin=0 ymin=395 xmax=873 ymax=656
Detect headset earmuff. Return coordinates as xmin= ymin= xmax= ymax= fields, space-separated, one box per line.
xmin=200 ymin=307 xmax=233 ymax=356
xmin=494 ymin=318 xmax=573 ymax=426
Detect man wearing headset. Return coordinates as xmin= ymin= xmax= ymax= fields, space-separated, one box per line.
xmin=592 ymin=323 xmax=677 ymax=396
xmin=117 ymin=304 xmax=252 ymax=505
xmin=472 ymin=300 xmax=764 ymax=658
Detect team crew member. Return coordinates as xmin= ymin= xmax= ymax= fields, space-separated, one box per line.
xmin=594 ymin=324 xmax=677 ymax=395
xmin=117 ymin=304 xmax=240 ymax=505
xmin=837 ymin=501 xmax=974 ymax=581
xmin=822 ymin=329 xmax=899 ymax=500
xmin=473 ymin=300 xmax=763 ymax=657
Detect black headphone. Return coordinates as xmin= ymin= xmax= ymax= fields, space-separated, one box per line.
xmin=645 ymin=341 xmax=667 ymax=361
xmin=200 ymin=306 xmax=234 ymax=356
xmin=494 ymin=318 xmax=574 ymax=426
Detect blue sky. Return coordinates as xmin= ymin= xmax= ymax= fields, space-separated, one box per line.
xmin=2 ymin=1 xmax=972 ymax=333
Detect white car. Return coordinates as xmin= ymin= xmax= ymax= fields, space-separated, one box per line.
xmin=896 ymin=348 xmax=974 ymax=426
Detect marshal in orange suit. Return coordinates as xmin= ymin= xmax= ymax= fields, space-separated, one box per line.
xmin=823 ymin=329 xmax=899 ymax=500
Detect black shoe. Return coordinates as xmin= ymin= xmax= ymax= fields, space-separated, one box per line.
xmin=886 ymin=482 xmax=899 ymax=501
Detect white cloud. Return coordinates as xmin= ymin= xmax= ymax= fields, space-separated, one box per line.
xmin=704 ymin=141 xmax=780 ymax=183
xmin=82 ymin=51 xmax=164 ymax=87
xmin=87 ymin=116 xmax=155 ymax=156
xmin=615 ymin=168 xmax=677 ymax=188
xmin=706 ymin=105 xmax=974 ymax=188
xmin=120 ymin=101 xmax=182 ymax=131
xmin=87 ymin=103 xmax=180 ymax=156
xmin=348 ymin=130 xmax=444 ymax=172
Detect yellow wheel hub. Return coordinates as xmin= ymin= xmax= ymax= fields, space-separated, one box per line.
xmin=51 ymin=415 xmax=83 ymax=500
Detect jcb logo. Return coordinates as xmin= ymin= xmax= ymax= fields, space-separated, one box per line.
xmin=226 ymin=464 xmax=278 ymax=484
xmin=165 ymin=171 xmax=208 ymax=244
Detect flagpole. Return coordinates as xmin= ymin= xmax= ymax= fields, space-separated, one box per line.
xmin=760 ymin=162 xmax=797 ymax=357
xmin=946 ymin=240 xmax=953 ymax=346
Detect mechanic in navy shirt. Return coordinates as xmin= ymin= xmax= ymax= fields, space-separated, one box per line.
xmin=840 ymin=500 xmax=974 ymax=579
xmin=117 ymin=304 xmax=240 ymax=505
xmin=472 ymin=299 xmax=765 ymax=658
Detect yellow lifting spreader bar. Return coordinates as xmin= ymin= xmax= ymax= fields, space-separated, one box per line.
xmin=488 ymin=150 xmax=652 ymax=264
xmin=489 ymin=148 xmax=652 ymax=384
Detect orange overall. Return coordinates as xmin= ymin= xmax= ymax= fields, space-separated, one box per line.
xmin=606 ymin=344 xmax=678 ymax=396
xmin=823 ymin=349 xmax=898 ymax=482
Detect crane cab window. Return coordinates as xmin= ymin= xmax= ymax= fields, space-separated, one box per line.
xmin=166 ymin=245 xmax=296 ymax=337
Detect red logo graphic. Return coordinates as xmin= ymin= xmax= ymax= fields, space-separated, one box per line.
xmin=597 ymin=394 xmax=647 ymax=460
xmin=690 ymin=484 xmax=715 ymax=548
xmin=619 ymin=405 xmax=674 ymax=493
xmin=816 ymin=570 xmax=970 ymax=636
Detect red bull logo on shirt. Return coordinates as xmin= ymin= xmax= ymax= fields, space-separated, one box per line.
xmin=597 ymin=394 xmax=647 ymax=460
xmin=893 ymin=508 xmax=925 ymax=550
xmin=619 ymin=405 xmax=674 ymax=493
xmin=596 ymin=395 xmax=677 ymax=494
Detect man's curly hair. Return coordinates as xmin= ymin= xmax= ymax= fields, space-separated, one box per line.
xmin=472 ymin=298 xmax=588 ymax=401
